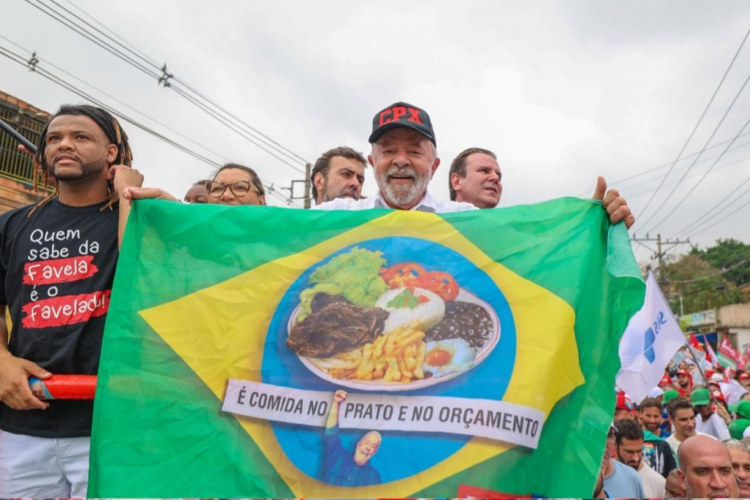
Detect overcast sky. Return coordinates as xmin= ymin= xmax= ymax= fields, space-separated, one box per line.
xmin=2 ymin=0 xmax=750 ymax=265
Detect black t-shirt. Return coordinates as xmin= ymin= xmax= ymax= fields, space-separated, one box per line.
xmin=643 ymin=434 xmax=677 ymax=478
xmin=0 ymin=198 xmax=118 ymax=438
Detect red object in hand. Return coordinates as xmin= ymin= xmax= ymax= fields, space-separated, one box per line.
xmin=29 ymin=375 xmax=97 ymax=400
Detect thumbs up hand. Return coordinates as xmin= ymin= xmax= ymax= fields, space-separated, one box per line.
xmin=593 ymin=176 xmax=635 ymax=229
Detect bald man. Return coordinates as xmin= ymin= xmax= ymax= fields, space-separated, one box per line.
xmin=677 ymin=434 xmax=739 ymax=498
xmin=322 ymin=390 xmax=382 ymax=486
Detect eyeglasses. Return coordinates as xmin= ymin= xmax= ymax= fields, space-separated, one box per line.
xmin=206 ymin=180 xmax=257 ymax=198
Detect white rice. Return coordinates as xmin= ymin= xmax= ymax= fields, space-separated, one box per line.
xmin=376 ymin=287 xmax=446 ymax=334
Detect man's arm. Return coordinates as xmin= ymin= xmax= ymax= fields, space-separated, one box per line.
xmin=0 ymin=305 xmax=50 ymax=410
xmin=108 ymin=165 xmax=144 ymax=250
xmin=326 ymin=389 xmax=347 ymax=429
xmin=714 ymin=413 xmax=731 ymax=441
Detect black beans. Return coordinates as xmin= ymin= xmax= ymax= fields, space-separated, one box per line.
xmin=426 ymin=302 xmax=493 ymax=349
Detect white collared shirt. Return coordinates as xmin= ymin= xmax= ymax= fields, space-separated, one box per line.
xmin=314 ymin=190 xmax=477 ymax=214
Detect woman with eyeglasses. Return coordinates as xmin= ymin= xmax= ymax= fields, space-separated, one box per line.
xmin=206 ymin=163 xmax=266 ymax=206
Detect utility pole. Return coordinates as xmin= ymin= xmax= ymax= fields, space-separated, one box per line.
xmin=303 ymin=162 xmax=312 ymax=209
xmin=631 ymin=233 xmax=691 ymax=285
xmin=281 ymin=163 xmax=312 ymax=209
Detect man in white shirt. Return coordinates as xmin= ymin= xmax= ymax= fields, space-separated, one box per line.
xmin=614 ymin=419 xmax=665 ymax=497
xmin=692 ymin=387 xmax=731 ymax=442
xmin=317 ymin=101 xmax=634 ymax=224
xmin=665 ymin=397 xmax=715 ymax=453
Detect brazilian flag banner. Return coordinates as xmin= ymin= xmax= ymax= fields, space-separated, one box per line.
xmin=89 ymin=197 xmax=644 ymax=498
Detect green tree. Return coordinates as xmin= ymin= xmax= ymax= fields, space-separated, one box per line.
xmin=662 ymin=253 xmax=743 ymax=314
xmin=697 ymin=238 xmax=750 ymax=288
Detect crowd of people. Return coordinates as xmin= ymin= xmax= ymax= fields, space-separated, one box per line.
xmin=600 ymin=360 xmax=750 ymax=498
xmin=0 ymin=100 xmax=634 ymax=497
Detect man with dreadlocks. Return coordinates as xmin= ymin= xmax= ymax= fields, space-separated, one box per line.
xmin=0 ymin=104 xmax=143 ymax=497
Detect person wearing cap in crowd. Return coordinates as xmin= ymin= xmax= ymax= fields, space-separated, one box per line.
xmin=740 ymin=372 xmax=750 ymax=390
xmin=675 ymin=369 xmax=692 ymax=398
xmin=706 ymin=378 xmax=733 ymax=424
xmin=602 ymin=423 xmax=646 ymax=498
xmin=658 ymin=371 xmax=673 ymax=389
xmin=661 ymin=389 xmax=679 ymax=435
xmin=710 ymin=387 xmax=733 ymax=425
xmin=613 ymin=392 xmax=636 ymax=422
xmin=677 ymin=434 xmax=739 ymax=498
xmin=613 ymin=419 xmax=665 ymax=497
xmin=729 ymin=400 xmax=750 ymax=439
xmin=316 ymin=102 xmax=635 ymax=225
xmin=647 ymin=386 xmax=664 ymax=404
xmin=638 ymin=398 xmax=677 ymax=478
xmin=692 ymin=387 xmax=731 ymax=441
xmin=311 ymin=147 xmax=367 ymax=205
xmin=725 ymin=439 xmax=750 ymax=497
xmin=665 ymin=397 xmax=714 ymax=454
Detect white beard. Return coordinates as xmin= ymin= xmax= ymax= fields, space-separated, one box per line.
xmin=378 ymin=166 xmax=429 ymax=207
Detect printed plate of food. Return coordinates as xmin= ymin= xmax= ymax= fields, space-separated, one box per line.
xmin=285 ymin=247 xmax=500 ymax=391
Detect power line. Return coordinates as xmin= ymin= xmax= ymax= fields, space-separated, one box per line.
xmin=644 ymin=112 xmax=750 ymax=233
xmin=46 ymin=0 xmax=162 ymax=74
xmin=637 ymin=27 xmax=750 ymax=221
xmin=668 ymin=256 xmax=750 ymax=284
xmin=670 ymin=157 xmax=750 ymax=237
xmin=573 ymin=132 xmax=750 ymax=198
xmin=169 ymin=85 xmax=308 ymax=171
xmin=683 ymin=183 xmax=750 ymax=238
xmin=612 ymin=147 xmax=750 ymax=200
xmin=637 ymin=63 xmax=750 ymax=231
xmin=59 ymin=0 xmax=162 ymax=68
xmin=0 ymin=43 xmax=299 ymax=207
xmin=25 ymin=0 xmax=161 ymax=79
xmin=643 ymin=32 xmax=750 ymax=231
xmin=0 ymin=34 xmax=229 ymax=164
xmin=171 ymin=75 xmax=309 ymax=164
xmin=62 ymin=0 xmax=308 ymax=168
xmin=27 ymin=0 xmax=310 ymax=174
xmin=643 ymin=30 xmax=750 ymax=221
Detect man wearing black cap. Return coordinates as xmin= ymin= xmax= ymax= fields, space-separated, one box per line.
xmin=316 ymin=102 xmax=475 ymax=213
xmin=317 ymin=102 xmax=634 ymax=226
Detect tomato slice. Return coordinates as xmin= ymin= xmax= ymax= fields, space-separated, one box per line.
xmin=380 ymin=263 xmax=426 ymax=289
xmin=417 ymin=271 xmax=459 ymax=301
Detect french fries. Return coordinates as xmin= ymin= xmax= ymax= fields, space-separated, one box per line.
xmin=353 ymin=325 xmax=427 ymax=383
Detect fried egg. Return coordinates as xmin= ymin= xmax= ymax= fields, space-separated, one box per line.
xmin=423 ymin=338 xmax=476 ymax=378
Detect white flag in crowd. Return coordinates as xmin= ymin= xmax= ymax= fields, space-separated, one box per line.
xmin=617 ymin=272 xmax=686 ymax=404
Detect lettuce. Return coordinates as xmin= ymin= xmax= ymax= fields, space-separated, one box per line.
xmin=306 ymin=247 xmax=387 ymax=308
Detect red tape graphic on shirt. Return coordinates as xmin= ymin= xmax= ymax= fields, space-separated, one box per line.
xmin=21 ymin=290 xmax=111 ymax=329
xmin=23 ymin=256 xmax=98 ymax=286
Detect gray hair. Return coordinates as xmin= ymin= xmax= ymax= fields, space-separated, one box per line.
xmin=725 ymin=438 xmax=750 ymax=454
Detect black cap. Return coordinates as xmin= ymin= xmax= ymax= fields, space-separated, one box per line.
xmin=368 ymin=102 xmax=436 ymax=146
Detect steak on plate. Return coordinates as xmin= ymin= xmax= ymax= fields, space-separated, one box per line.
xmin=287 ymin=302 xmax=389 ymax=358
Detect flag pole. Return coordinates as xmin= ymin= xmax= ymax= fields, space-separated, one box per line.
xmin=685 ymin=339 xmax=715 ymax=405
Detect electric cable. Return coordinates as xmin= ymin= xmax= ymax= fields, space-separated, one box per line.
xmin=637 ymin=26 xmax=750 ymax=221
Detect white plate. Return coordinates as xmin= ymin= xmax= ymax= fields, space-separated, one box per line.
xmin=287 ymin=288 xmax=501 ymax=392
